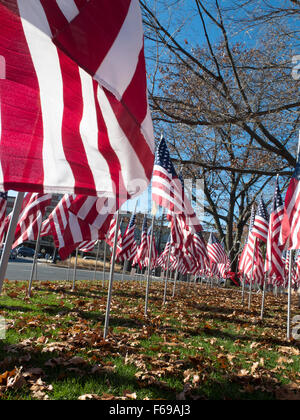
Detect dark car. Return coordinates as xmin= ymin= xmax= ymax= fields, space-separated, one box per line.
xmin=0 ymin=247 xmax=17 ymax=260
xmin=17 ymin=246 xmax=35 ymax=258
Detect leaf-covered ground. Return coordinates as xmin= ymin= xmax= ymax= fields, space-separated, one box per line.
xmin=0 ymin=278 xmax=299 ymax=400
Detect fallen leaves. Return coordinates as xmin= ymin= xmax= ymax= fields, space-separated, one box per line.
xmin=0 ymin=366 xmax=52 ymax=400
xmin=1 ymin=279 xmax=300 ymax=400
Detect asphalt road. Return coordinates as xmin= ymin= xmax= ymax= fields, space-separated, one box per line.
xmin=4 ymin=257 xmax=136 ymax=282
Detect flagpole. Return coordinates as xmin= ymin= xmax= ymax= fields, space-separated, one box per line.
xmin=144 ymin=214 xmax=155 ymax=317
xmin=104 ymin=211 xmax=121 ymax=339
xmin=67 ymin=255 xmax=71 ymax=281
xmin=260 ymin=274 xmax=267 ymax=320
xmin=241 ymin=274 xmax=246 ymax=304
xmin=122 ymin=260 xmax=126 ymax=282
xmin=102 ymin=240 xmax=107 ymax=287
xmin=287 ymin=249 xmax=293 ymax=340
xmin=172 ymin=268 xmax=179 ymax=298
xmin=287 ymin=133 xmax=300 ymax=339
xmin=72 ymin=247 xmax=79 ymax=291
xmin=163 ymin=242 xmax=172 ymax=305
xmin=28 ymin=220 xmax=42 ymax=297
xmin=0 ymin=192 xmax=25 ymax=294
xmin=93 ymin=241 xmax=100 ymax=282
xmin=248 ymin=237 xmax=257 ymax=309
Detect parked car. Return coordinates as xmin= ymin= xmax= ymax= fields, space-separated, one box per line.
xmin=16 ymin=246 xmax=35 ymax=258
xmin=0 ymin=247 xmax=17 ymax=260
xmin=83 ymin=256 xmax=96 ymax=260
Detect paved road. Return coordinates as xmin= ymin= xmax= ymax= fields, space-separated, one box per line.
xmin=5 ymin=257 xmax=136 ymax=282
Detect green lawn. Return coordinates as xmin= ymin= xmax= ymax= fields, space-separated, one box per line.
xmin=0 ymin=279 xmax=299 ymax=400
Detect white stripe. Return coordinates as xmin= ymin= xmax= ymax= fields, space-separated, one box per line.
xmin=56 ymin=0 xmax=79 ymax=22
xmin=141 ymin=106 xmax=155 ymax=152
xmin=97 ymin=86 xmax=147 ymax=196
xmin=18 ymin=0 xmax=75 ymax=193
xmin=68 ymin=213 xmax=83 ymax=243
xmin=78 ymin=69 xmax=114 ymax=195
xmin=94 ymin=0 xmax=143 ymax=99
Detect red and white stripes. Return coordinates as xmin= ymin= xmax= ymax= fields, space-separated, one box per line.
xmin=0 ymin=0 xmax=154 ymax=198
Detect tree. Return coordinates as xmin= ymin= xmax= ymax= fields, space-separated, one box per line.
xmin=140 ymin=0 xmax=299 ymax=267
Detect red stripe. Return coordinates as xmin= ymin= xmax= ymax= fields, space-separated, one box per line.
xmin=52 ymin=0 xmax=131 ymax=76
xmin=41 ymin=3 xmax=96 ymax=195
xmin=103 ymin=86 xmax=154 ymax=183
xmin=0 ymin=3 xmax=44 ymax=192
xmin=121 ymin=45 xmax=147 ymax=126
xmin=94 ymin=83 xmax=128 ymax=204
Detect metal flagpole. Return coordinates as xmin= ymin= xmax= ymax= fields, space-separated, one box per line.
xmin=163 ymin=240 xmax=172 ymax=305
xmin=0 ymin=192 xmax=25 ymax=294
xmin=72 ymin=247 xmax=79 ymax=291
xmin=144 ymin=214 xmax=155 ymax=316
xmin=260 ymin=275 xmax=267 ymax=320
xmin=287 ymin=133 xmax=300 ymax=339
xmin=241 ymin=274 xmax=246 ymax=304
xmin=248 ymin=237 xmax=257 ymax=309
xmin=172 ymin=268 xmax=179 ymax=298
xmin=122 ymin=260 xmax=126 ymax=282
xmin=102 ymin=240 xmax=107 ymax=287
xmin=93 ymin=241 xmax=100 ymax=282
xmin=28 ymin=221 xmax=42 ymax=297
xmin=104 ymin=211 xmax=121 ymax=339
xmin=67 ymin=255 xmax=71 ymax=281
xmin=287 ymin=250 xmax=293 ymax=340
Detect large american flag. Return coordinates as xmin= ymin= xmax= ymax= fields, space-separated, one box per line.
xmin=280 ymin=152 xmax=300 ymax=249
xmin=152 ymin=136 xmax=202 ymax=233
xmin=265 ymin=178 xmax=285 ymax=282
xmin=0 ymin=0 xmax=154 ymax=199
xmin=252 ymin=198 xmax=269 ymax=243
xmin=0 ymin=192 xmax=8 ymax=245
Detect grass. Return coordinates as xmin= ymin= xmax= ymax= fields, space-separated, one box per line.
xmin=0 ymin=278 xmax=299 ymax=400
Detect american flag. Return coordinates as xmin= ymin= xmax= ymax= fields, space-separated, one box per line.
xmin=133 ymin=215 xmax=148 ymax=269
xmin=280 ymin=152 xmax=300 ymax=249
xmin=0 ymin=0 xmax=154 ymax=198
xmin=207 ymin=233 xmax=228 ymax=265
xmin=144 ymin=226 xmax=158 ymax=269
xmin=170 ymin=214 xmax=192 ymax=251
xmin=191 ymin=231 xmax=209 ymax=271
xmin=239 ymin=207 xmax=256 ymax=274
xmin=265 ymin=178 xmax=285 ymax=282
xmin=252 ymin=198 xmax=269 ymax=243
xmin=79 ymin=240 xmax=97 ymax=253
xmin=239 ymin=206 xmax=264 ymax=284
xmin=152 ymin=136 xmax=202 ymax=233
xmin=0 ymin=192 xmax=8 ymax=245
xmin=106 ymin=214 xmax=122 ymax=250
xmin=157 ymin=236 xmax=171 ymax=270
xmin=10 ymin=193 xmax=52 ymax=249
xmin=117 ymin=213 xmax=137 ymax=262
xmin=41 ymin=194 xmax=105 ymax=260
